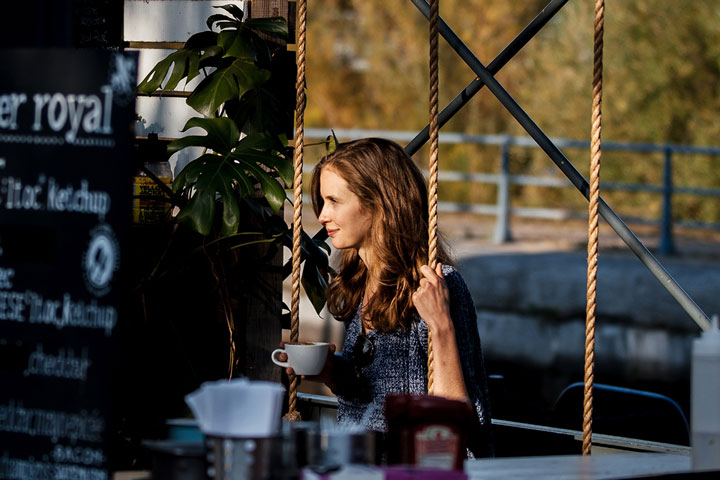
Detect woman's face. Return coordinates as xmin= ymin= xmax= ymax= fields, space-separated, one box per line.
xmin=317 ymin=167 xmax=373 ymax=255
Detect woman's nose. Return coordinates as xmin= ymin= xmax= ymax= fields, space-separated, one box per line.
xmin=318 ymin=205 xmax=329 ymax=224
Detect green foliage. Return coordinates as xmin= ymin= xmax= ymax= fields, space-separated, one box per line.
xmin=187 ymin=59 xmax=270 ymax=117
xmin=138 ymin=5 xmax=291 ymax=236
xmin=138 ymin=5 xmax=331 ymax=316
xmin=169 ymin=119 xmax=290 ymax=235
xmin=138 ymin=5 xmax=288 ymax=120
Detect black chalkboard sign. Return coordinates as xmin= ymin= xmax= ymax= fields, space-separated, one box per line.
xmin=0 ymin=49 xmax=137 ymax=480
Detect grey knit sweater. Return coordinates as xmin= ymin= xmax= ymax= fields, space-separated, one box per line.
xmin=333 ymin=265 xmax=493 ymax=457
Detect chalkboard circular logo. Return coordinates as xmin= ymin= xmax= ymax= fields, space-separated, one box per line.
xmin=83 ymin=224 xmax=119 ymax=297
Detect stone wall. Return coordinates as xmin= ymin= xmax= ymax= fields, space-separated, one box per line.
xmin=458 ymin=251 xmax=718 ymax=383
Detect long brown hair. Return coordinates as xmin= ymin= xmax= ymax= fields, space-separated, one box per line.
xmin=310 ymin=138 xmax=452 ymax=332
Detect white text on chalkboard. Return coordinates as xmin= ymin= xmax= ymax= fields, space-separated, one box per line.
xmin=0 ymin=85 xmax=114 ymax=145
xmin=0 ymin=175 xmax=111 ymax=221
xmin=0 ymin=290 xmax=117 ymax=336
xmin=0 ymin=457 xmax=107 ymax=480
xmin=0 ymin=267 xmax=13 ymax=289
xmin=0 ymin=400 xmax=104 ymax=443
xmin=24 ymin=344 xmax=92 ymax=381
xmin=0 ymin=93 xmax=25 ymax=130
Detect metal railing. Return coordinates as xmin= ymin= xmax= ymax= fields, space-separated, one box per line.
xmin=296 ymin=392 xmax=691 ymax=455
xmin=306 ymin=127 xmax=720 ymax=255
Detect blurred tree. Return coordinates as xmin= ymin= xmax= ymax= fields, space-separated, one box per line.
xmin=307 ymin=1 xmax=546 ymax=133
xmin=305 ymin=0 xmax=720 ymax=222
xmin=521 ymin=1 xmax=720 ymax=221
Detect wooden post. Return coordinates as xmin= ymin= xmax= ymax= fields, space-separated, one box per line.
xmin=235 ymin=202 xmax=284 ymax=382
xmin=251 ymin=0 xmax=288 ymax=18
xmin=239 ymin=1 xmax=291 ymax=382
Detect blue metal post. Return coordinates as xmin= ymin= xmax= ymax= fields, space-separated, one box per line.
xmin=660 ymin=147 xmax=676 ymax=255
xmin=494 ymin=138 xmax=512 ymax=244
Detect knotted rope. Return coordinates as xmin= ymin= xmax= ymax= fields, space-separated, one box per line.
xmin=285 ymin=0 xmax=307 ymax=422
xmin=427 ymin=0 xmax=440 ymax=394
xmin=583 ymin=0 xmax=604 ymax=455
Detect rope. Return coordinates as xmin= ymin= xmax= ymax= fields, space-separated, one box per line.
xmin=583 ymin=0 xmax=604 ymax=455
xmin=284 ymin=0 xmax=307 ymax=423
xmin=426 ymin=0 xmax=440 ymax=395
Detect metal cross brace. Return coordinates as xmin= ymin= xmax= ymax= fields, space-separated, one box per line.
xmin=405 ymin=0 xmax=569 ymax=156
xmin=407 ymin=0 xmax=710 ymax=330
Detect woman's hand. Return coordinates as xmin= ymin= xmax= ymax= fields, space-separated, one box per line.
xmin=412 ymin=263 xmax=452 ymax=335
xmin=276 ymin=342 xmax=337 ymax=388
xmin=412 ymin=263 xmax=470 ymax=402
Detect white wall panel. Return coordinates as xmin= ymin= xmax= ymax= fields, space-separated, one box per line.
xmin=125 ymin=1 xmax=248 ymax=174
xmin=135 ymin=96 xmax=204 ymax=174
xmin=124 ymin=1 xmax=249 ymax=42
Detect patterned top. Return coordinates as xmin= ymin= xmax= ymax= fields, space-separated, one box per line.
xmin=332 ymin=265 xmax=493 ymax=457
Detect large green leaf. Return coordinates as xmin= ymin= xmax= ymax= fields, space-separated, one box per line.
xmin=187 ymin=58 xmax=270 ymax=117
xmin=227 ymin=86 xmax=291 ymax=137
xmin=302 ymin=257 xmax=329 ymax=315
xmin=207 ymin=13 xmax=237 ymax=31
xmin=275 ymin=216 xmax=330 ymax=315
xmin=171 ymin=153 xmax=220 ymax=194
xmin=229 ymin=134 xmax=291 ymax=211
xmin=218 ymin=30 xmax=253 ymax=59
xmin=249 ymin=152 xmax=292 ymax=187
xmin=217 ymin=173 xmax=241 ymax=235
xmin=173 ymin=134 xmax=289 ymax=235
xmin=186 ymin=50 xmax=201 ymax=84
xmin=281 ymin=229 xmax=332 ymax=277
xmin=138 ymin=49 xmax=198 ymax=93
xmin=137 ymin=33 xmax=224 ymax=94
xmin=177 ymin=189 xmax=216 ymax=235
xmin=243 ymin=163 xmax=285 ymax=212
xmin=200 ymin=45 xmax=224 ymax=62
xmin=245 ymin=17 xmax=289 ymax=39
xmin=175 ymin=154 xmax=247 ymax=235
xmin=168 ymin=117 xmax=240 ymax=155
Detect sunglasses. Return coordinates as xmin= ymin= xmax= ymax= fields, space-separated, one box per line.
xmin=351 ymin=332 xmax=375 ymax=378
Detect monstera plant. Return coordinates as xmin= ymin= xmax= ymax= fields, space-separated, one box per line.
xmin=136 ymin=4 xmax=331 ymax=377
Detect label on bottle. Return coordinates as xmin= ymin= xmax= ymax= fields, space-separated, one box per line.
xmin=132 ymin=175 xmax=171 ymax=224
xmin=414 ymin=425 xmax=458 ymax=470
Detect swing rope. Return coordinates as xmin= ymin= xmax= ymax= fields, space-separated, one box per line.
xmin=583 ymin=0 xmax=604 ymax=455
xmin=285 ymin=0 xmax=308 ymax=422
xmin=427 ymin=0 xmax=440 ymax=394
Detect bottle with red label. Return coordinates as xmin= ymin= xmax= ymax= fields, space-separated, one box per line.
xmin=385 ymin=394 xmax=473 ymax=471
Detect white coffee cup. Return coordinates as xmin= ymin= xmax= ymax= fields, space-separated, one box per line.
xmin=271 ymin=342 xmax=329 ymax=375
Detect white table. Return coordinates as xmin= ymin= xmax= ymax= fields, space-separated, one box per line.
xmin=465 ymin=453 xmax=691 ymax=480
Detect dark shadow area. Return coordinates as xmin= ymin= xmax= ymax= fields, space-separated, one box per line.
xmin=551 ymin=382 xmax=689 ymax=446
xmin=113 ymin=222 xmax=231 ymax=470
xmin=0 ymin=0 xmax=122 ymax=49
xmin=484 ymin=359 xmax=692 ymax=453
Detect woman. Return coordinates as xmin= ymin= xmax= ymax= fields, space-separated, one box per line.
xmin=283 ymin=138 xmax=492 ymax=457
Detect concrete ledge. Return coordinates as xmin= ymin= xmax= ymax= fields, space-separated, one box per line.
xmin=458 ymin=251 xmax=718 ymax=380
xmin=458 ymin=251 xmax=717 ymax=331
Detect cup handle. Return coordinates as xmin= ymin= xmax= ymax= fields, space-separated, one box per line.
xmin=271 ymin=349 xmax=289 ymax=368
